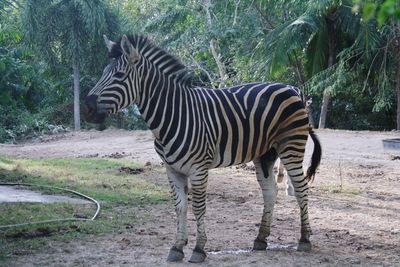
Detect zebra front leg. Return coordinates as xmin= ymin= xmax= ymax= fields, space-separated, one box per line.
xmin=280 ymin=155 xmax=312 ymax=251
xmin=166 ymin=167 xmax=189 ymax=262
xmin=188 ymin=170 xmax=209 ymax=263
xmin=253 ymin=154 xmax=278 ymax=250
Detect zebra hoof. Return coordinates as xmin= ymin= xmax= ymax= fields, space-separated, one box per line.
xmin=167 ymin=246 xmax=184 ymax=262
xmin=253 ymin=238 xmax=267 ymax=250
xmin=297 ymin=241 xmax=312 ymax=252
xmin=188 ymin=247 xmax=206 ymax=263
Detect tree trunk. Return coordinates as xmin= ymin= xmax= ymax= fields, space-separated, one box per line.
xmin=318 ymin=88 xmax=331 ymax=128
xmin=73 ymin=63 xmax=81 ymax=131
xmin=319 ymin=91 xmax=331 ymax=129
xmin=396 ymin=65 xmax=400 ymax=130
xmin=203 ymin=0 xmax=227 ymax=88
xmin=117 ymin=112 xmax=124 ymax=129
xmin=395 ymin=22 xmax=400 ymax=130
xmin=319 ymin=16 xmax=337 ymax=129
xmin=289 ymin=52 xmax=316 ymax=127
xmin=307 ymin=103 xmax=316 ymax=128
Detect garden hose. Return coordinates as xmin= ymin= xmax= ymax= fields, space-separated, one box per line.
xmin=0 ymin=182 xmax=100 ymax=229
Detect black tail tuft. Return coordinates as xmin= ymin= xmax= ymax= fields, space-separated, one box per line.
xmin=305 ymin=127 xmax=322 ymax=183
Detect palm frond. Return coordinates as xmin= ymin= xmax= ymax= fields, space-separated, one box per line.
xmin=265 ymin=10 xmax=320 ymax=75
xmin=305 ymin=17 xmax=329 ymax=76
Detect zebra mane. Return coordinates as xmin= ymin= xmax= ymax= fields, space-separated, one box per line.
xmin=109 ymin=34 xmax=193 ymax=87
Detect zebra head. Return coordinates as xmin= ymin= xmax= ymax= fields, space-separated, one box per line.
xmin=85 ymin=35 xmax=141 ymax=124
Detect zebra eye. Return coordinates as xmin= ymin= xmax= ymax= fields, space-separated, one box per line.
xmin=114 ymin=72 xmax=125 ymax=79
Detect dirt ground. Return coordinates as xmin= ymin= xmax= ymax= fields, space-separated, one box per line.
xmin=1 ymin=129 xmax=400 ymax=266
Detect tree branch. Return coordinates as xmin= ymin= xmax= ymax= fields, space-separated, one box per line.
xmin=252 ymin=2 xmax=274 ymax=30
xmin=233 ymin=0 xmax=241 ymax=26
xmin=288 ymin=50 xmax=305 ymax=85
xmin=189 ymin=54 xmax=216 ymax=88
xmin=209 ymin=39 xmax=227 ymax=88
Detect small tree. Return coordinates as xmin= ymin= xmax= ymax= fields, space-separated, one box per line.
xmin=22 ymin=0 xmax=119 ymax=131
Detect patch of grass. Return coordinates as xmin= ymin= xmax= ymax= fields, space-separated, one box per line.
xmin=0 ymin=203 xmax=93 ymax=225
xmin=0 ymin=156 xmax=170 ymax=265
xmin=319 ymin=184 xmax=362 ymax=195
xmin=0 ymin=156 xmax=168 ymax=204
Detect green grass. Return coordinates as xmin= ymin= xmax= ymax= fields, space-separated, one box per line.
xmin=0 ymin=156 xmax=168 ymax=203
xmin=0 ymin=156 xmax=170 ymax=264
xmin=319 ymin=184 xmax=362 ymax=195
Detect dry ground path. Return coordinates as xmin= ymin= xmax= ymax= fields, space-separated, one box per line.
xmin=1 ymin=129 xmax=399 ymax=266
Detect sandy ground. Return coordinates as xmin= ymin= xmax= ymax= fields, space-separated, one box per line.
xmin=1 ymin=129 xmax=400 ymax=266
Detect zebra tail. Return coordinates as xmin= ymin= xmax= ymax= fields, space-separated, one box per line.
xmin=305 ymin=127 xmax=322 ymax=183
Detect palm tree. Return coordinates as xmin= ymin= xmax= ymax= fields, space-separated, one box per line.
xmin=264 ymin=0 xmax=361 ymax=128
xmin=22 ymin=0 xmax=119 ymax=131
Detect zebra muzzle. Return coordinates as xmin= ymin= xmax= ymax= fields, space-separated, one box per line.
xmin=84 ymin=95 xmax=107 ymax=124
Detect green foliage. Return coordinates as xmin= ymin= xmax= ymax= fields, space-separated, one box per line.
xmin=0 ymin=105 xmax=68 ymax=143
xmin=362 ymin=2 xmax=377 ymax=21
xmin=0 ymin=7 xmax=70 ymax=143
xmin=96 ymin=106 xmax=148 ymax=131
xmin=0 ymin=0 xmax=398 ymax=139
xmin=263 ymin=0 xmax=397 ymax=129
xmin=328 ymin=80 xmax=395 ymax=130
xmin=354 ymin=0 xmax=400 ymax=26
xmin=22 ymin=0 xmax=119 ymax=70
xmin=20 ymin=0 xmax=122 ymax=131
xmin=118 ymin=106 xmax=148 ymax=130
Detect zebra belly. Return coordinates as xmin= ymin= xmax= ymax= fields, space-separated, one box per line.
xmin=209 ymin=141 xmax=270 ymax=169
xmin=154 ymin=139 xmax=213 ymax=175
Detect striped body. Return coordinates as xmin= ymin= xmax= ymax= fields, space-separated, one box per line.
xmin=85 ymin=34 xmax=321 ymax=263
xmin=150 ymin=82 xmax=308 ymax=174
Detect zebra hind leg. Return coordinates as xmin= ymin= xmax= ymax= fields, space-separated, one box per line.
xmin=276 ymin=158 xmax=285 ymax=183
xmin=253 ymin=150 xmax=278 ymax=250
xmin=286 ymin=176 xmax=295 ymax=196
xmin=279 ymin=153 xmax=312 ymax=252
xmin=188 ymin=169 xmax=209 ymax=263
xmin=166 ymin=167 xmax=189 ymax=262
xmin=275 ymin=158 xmax=295 ymax=196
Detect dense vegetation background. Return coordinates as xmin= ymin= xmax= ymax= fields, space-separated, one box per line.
xmin=0 ymin=0 xmax=399 ymax=143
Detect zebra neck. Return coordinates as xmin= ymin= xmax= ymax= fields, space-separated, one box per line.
xmin=137 ymin=68 xmax=189 ymax=141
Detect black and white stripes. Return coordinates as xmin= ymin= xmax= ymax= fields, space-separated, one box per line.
xmin=85 ymin=34 xmax=322 ymax=263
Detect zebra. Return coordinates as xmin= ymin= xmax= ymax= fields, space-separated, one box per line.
xmin=85 ymin=34 xmax=322 ymax=263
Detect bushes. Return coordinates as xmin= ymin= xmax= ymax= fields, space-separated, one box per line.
xmin=0 ymin=105 xmax=67 ymax=143
xmin=0 ymin=27 xmax=70 ymax=143
xmin=308 ymin=86 xmax=396 ymax=130
xmin=102 ymin=106 xmax=148 ymax=131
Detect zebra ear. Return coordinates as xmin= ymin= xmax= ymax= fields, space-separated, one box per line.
xmin=121 ymin=35 xmax=140 ymax=64
xmin=103 ymin=35 xmax=116 ymax=53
